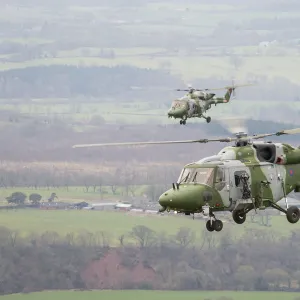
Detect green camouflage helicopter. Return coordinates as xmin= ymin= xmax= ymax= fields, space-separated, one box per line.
xmin=168 ymin=83 xmax=252 ymax=125
xmin=102 ymin=82 xmax=253 ymax=125
xmin=73 ymin=126 xmax=300 ymax=232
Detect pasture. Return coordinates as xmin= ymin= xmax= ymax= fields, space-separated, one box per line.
xmin=0 ymin=186 xmax=148 ymax=203
xmin=0 ymin=209 xmax=298 ymax=245
xmin=1 ymin=290 xmax=299 ymax=300
xmin=0 ymin=1 xmax=299 ymax=128
xmin=1 ymin=55 xmax=300 ymax=84
xmin=1 ymin=2 xmax=300 ymax=83
xmin=2 ymin=99 xmax=300 ymax=126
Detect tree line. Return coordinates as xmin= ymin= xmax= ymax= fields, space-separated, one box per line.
xmin=0 ymin=118 xmax=297 ymax=163
xmin=0 ymin=65 xmax=182 ymax=98
xmin=0 ymin=224 xmax=300 ymax=295
xmin=0 ymin=63 xmax=299 ymax=101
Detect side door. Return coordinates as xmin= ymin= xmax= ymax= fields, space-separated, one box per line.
xmin=251 ymin=164 xmax=283 ymax=202
xmin=260 ymin=164 xmax=284 ymax=201
xmin=189 ymin=100 xmax=197 ymax=114
xmin=214 ymin=166 xmax=230 ymax=207
xmin=229 ymin=166 xmax=252 ymax=200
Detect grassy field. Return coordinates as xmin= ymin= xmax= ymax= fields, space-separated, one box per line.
xmin=1 ymin=290 xmax=299 ymax=300
xmin=0 ymin=186 xmax=148 ymax=203
xmin=0 ymin=3 xmax=299 ymax=127
xmin=2 ymin=99 xmax=300 ymax=126
xmin=0 ymin=209 xmax=298 ymax=244
xmin=1 ymin=2 xmax=300 ymax=83
xmin=1 ymin=55 xmax=300 ymax=84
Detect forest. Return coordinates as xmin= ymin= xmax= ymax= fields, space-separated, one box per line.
xmin=0 ymin=225 xmax=299 ymax=295
xmin=0 ymin=65 xmax=181 ymax=98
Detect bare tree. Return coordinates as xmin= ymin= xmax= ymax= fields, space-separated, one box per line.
xmin=118 ymin=234 xmax=125 ymax=247
xmin=130 ymin=225 xmax=156 ymax=248
xmin=83 ymin=177 xmax=91 ymax=193
xmin=95 ymin=231 xmax=111 ymax=248
xmin=174 ymin=227 xmax=195 ymax=248
xmin=9 ymin=230 xmax=19 ymax=247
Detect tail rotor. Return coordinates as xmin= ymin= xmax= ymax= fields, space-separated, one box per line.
xmin=232 ymin=79 xmax=236 ymax=98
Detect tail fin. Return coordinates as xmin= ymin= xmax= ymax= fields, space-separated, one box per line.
xmin=207 ymin=86 xmax=235 ymax=106
xmin=224 ymin=87 xmax=234 ymax=103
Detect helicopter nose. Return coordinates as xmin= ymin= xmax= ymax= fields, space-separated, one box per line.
xmin=158 ymin=193 xmax=169 ymax=207
xmin=158 ymin=184 xmax=214 ymax=211
xmin=168 ymin=108 xmax=183 ymax=118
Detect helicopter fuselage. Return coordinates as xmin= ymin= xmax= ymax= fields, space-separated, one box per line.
xmin=168 ymin=88 xmax=233 ymax=125
xmin=158 ymin=141 xmax=300 ymax=230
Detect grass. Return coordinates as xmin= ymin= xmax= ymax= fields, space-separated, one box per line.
xmin=0 ymin=3 xmax=300 ymax=84
xmin=1 ymin=290 xmax=299 ymax=300
xmin=0 ymin=185 xmax=148 ymax=203
xmin=0 ymin=209 xmax=298 ymax=244
xmin=0 ymin=209 xmax=208 ymax=239
xmin=2 ymin=99 xmax=300 ymax=126
xmin=1 ymin=52 xmax=300 ymax=84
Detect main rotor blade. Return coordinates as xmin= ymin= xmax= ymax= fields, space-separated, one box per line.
xmin=103 ymin=112 xmax=167 ymax=117
xmin=72 ymin=126 xmax=300 ymax=149
xmin=224 ymin=83 xmax=255 ymax=89
xmin=249 ymin=128 xmax=300 ymax=140
xmin=72 ymin=137 xmax=234 ymax=148
xmin=277 ymin=128 xmax=300 ymax=135
xmin=177 ymin=83 xmax=255 ymax=92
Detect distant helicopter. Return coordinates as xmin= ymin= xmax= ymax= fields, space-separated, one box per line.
xmin=101 ymin=82 xmax=253 ymax=125
xmin=73 ymin=127 xmax=300 ymax=232
xmin=169 ymin=82 xmax=253 ymax=125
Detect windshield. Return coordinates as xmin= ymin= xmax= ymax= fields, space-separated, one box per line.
xmin=171 ymin=100 xmax=185 ymax=109
xmin=177 ymin=167 xmax=215 ymax=186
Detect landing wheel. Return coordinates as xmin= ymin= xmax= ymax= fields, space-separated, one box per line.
xmin=180 ymin=120 xmax=183 ymax=125
xmin=206 ymin=116 xmax=211 ymax=123
xmin=286 ymin=206 xmax=300 ymax=224
xmin=182 ymin=120 xmax=186 ymax=125
xmin=232 ymin=210 xmax=246 ymax=224
xmin=206 ymin=220 xmax=215 ymax=232
xmin=214 ymin=220 xmax=223 ymax=232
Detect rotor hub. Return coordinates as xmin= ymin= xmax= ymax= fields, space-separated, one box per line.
xmin=235 ymin=132 xmax=248 ymax=139
xmin=234 ymin=132 xmax=250 ymax=147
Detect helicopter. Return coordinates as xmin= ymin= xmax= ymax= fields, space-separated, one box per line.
xmin=169 ymin=82 xmax=253 ymax=125
xmin=73 ymin=126 xmax=300 ymax=232
xmin=101 ymin=82 xmax=253 ymax=125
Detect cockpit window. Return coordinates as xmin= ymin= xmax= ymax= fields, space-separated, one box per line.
xmin=215 ymin=167 xmax=225 ymax=182
xmin=171 ymin=100 xmax=185 ymax=109
xmin=177 ymin=167 xmax=215 ymax=186
xmin=214 ymin=167 xmax=226 ymax=191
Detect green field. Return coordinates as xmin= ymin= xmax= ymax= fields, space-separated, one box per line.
xmin=0 ymin=2 xmax=299 ymax=127
xmin=0 ymin=209 xmax=298 ymax=245
xmin=2 ymin=99 xmax=300 ymax=126
xmin=0 ymin=186 xmax=148 ymax=204
xmin=1 ymin=290 xmax=299 ymax=300
xmin=1 ymin=2 xmax=300 ymax=83
xmin=1 ymin=55 xmax=300 ymax=84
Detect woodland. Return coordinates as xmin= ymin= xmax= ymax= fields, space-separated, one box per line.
xmin=0 ymin=225 xmax=299 ymax=295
